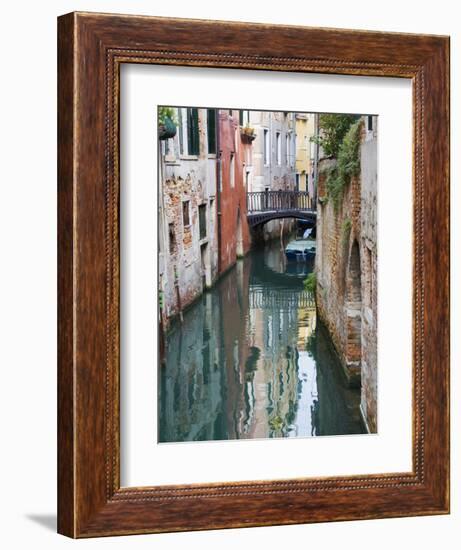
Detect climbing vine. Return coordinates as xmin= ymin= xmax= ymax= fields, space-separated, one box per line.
xmin=326 ymin=119 xmax=362 ymax=209
xmin=341 ymin=217 xmax=352 ymax=245
xmin=303 ymin=272 xmax=317 ymax=296
xmin=311 ymin=113 xmax=359 ymax=158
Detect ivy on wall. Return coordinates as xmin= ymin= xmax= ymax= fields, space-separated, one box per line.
xmin=324 ymin=119 xmax=362 ymax=209
xmin=311 ymin=113 xmax=359 ymax=157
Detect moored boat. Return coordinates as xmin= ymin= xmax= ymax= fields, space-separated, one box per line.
xmin=285 ymin=238 xmax=316 ymax=262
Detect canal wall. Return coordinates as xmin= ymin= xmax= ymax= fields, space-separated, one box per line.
xmin=315 ymin=117 xmax=378 ymax=433
xmin=314 ymin=321 xmax=365 ymax=435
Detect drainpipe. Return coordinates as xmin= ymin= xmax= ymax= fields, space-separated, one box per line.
xmin=215 ymin=109 xmax=222 ymax=274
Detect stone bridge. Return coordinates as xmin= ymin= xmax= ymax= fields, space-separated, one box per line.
xmin=247 ymin=190 xmax=317 ymax=227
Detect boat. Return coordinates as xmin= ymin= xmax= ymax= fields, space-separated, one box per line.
xmin=285 ymin=238 xmax=316 ymax=262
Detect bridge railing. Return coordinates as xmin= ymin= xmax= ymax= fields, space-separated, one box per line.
xmin=249 ymin=289 xmax=316 ymax=310
xmin=247 ymin=190 xmax=313 ymax=213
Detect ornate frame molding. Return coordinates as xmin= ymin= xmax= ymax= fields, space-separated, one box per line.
xmin=58 ymin=12 xmax=449 ymax=537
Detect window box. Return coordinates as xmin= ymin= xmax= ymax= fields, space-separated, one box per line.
xmin=240 ymin=126 xmax=256 ymax=143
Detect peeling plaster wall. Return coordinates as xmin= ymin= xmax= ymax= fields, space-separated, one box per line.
xmin=159 ymin=108 xmax=219 ymax=325
xmin=359 ymin=120 xmax=378 ymax=432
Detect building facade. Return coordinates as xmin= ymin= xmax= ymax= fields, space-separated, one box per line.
xmin=246 ymin=110 xmax=297 ymax=240
xmin=158 ymin=107 xmax=219 ymax=325
xmin=159 ymin=108 xmax=313 ymax=326
xmin=217 ymin=110 xmax=252 ymax=275
xmin=295 ymin=112 xmax=316 ymax=197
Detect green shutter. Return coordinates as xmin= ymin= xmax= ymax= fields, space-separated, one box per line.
xmin=207 ymin=109 xmax=216 ymax=154
xmin=187 ymin=108 xmax=200 ymax=155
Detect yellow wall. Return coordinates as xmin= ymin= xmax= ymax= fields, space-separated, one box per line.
xmin=295 ymin=114 xmax=315 ymax=192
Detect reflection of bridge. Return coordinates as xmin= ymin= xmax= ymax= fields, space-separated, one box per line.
xmin=249 ymin=289 xmax=316 ymax=310
xmin=247 ymin=191 xmax=317 ymax=228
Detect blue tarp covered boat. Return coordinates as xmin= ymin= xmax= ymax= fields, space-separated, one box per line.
xmin=285 ymin=238 xmax=316 ymax=262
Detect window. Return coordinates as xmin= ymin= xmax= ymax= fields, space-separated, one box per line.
xmin=187 ymin=108 xmax=200 ymax=155
xmin=230 ymin=152 xmax=235 ymax=188
xmin=168 ymin=223 xmax=176 ymax=254
xmin=368 ymin=115 xmax=373 ymax=132
xmin=209 ymin=198 xmax=215 ymax=225
xmin=207 ymin=109 xmax=216 ymax=154
xmin=286 ymin=134 xmax=290 ymax=165
xmin=263 ymin=129 xmax=269 ymax=165
xmin=182 ymin=200 xmax=190 ymax=227
xmin=199 ymin=204 xmax=207 ymax=240
xmin=276 ymin=132 xmax=281 ymax=166
xmin=178 ymin=109 xmax=185 ymax=154
xmin=239 ymin=110 xmax=250 ymax=126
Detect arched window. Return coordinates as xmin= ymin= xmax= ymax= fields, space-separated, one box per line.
xmin=346 ymin=240 xmax=362 ymax=366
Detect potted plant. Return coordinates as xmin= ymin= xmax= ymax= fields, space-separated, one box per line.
xmin=158 ymin=107 xmax=178 ymax=140
xmin=240 ymin=124 xmax=256 ymax=142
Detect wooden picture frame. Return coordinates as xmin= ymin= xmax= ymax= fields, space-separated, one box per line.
xmin=57 ymin=12 xmax=450 ymax=538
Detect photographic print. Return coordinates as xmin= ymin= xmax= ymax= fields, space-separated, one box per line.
xmin=158 ymin=107 xmax=377 ymax=443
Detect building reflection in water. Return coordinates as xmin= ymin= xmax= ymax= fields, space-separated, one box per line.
xmin=158 ymin=240 xmax=365 ymax=443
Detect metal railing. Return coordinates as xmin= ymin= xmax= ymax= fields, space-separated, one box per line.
xmin=247 ymin=190 xmax=313 ymax=213
xmin=249 ymin=289 xmax=316 ymax=310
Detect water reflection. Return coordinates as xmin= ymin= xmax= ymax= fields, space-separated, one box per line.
xmin=159 ymin=239 xmax=365 ymax=442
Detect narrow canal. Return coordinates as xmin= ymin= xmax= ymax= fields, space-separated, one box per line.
xmin=159 ymin=238 xmax=365 ymax=443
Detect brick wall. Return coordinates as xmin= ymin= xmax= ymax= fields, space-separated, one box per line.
xmin=315 ymin=117 xmax=378 ymax=432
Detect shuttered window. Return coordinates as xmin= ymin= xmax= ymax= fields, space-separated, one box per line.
xmin=199 ymin=204 xmax=207 ymax=240
xmin=207 ymin=109 xmax=216 ymax=154
xmin=187 ymin=108 xmax=200 ymax=156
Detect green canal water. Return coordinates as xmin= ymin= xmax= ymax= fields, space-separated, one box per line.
xmin=158 ymin=239 xmax=365 ymax=443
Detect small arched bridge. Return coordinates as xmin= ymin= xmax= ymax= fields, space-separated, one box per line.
xmin=247 ymin=190 xmax=317 ymax=227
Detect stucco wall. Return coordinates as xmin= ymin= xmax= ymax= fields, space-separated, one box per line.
xmin=159 ymin=108 xmax=219 ymax=324
xmin=218 ymin=111 xmax=252 ymax=274
xmin=359 ymin=122 xmax=378 ymax=432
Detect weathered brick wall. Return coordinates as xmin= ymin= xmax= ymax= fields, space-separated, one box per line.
xmin=159 ymin=108 xmax=219 ymax=325
xmin=315 ymin=118 xmax=378 ymax=432
xmin=316 ymin=161 xmax=362 ymax=386
xmin=162 ymin=174 xmax=202 ymax=319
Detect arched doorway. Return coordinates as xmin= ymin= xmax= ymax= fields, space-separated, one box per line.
xmin=346 ymin=240 xmax=362 ymax=372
